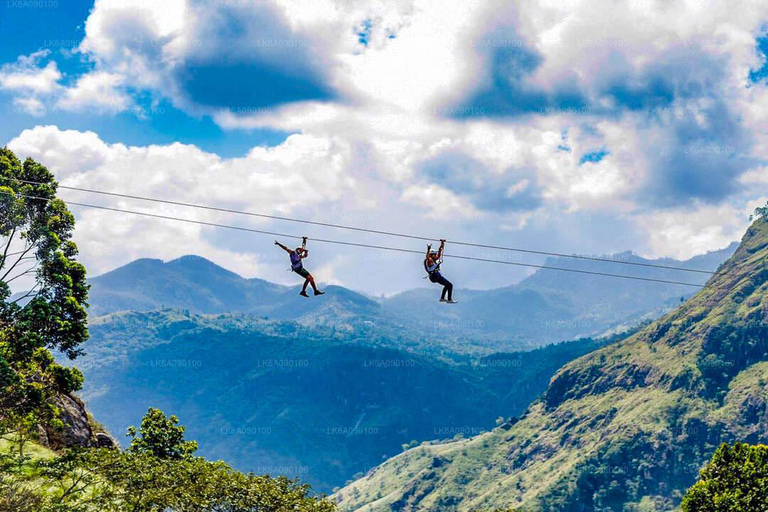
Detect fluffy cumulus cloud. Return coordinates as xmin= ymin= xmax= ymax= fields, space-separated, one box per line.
xmin=0 ymin=50 xmax=131 ymax=115
xmin=636 ymin=201 xmax=758 ymax=260
xmin=76 ymin=0 xmax=341 ymax=114
xmin=7 ymin=126 xmax=360 ymax=279
xmin=57 ymin=71 xmax=132 ymax=113
xmin=3 ymin=0 xmax=768 ymax=292
xmin=447 ymin=0 xmax=768 ymax=208
xmin=0 ymin=51 xmax=62 ymax=116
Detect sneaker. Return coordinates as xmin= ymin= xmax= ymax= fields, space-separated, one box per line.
xmin=299 ymin=291 xmax=309 ymax=297
xmin=439 ymin=298 xmax=448 ymax=302
xmin=446 ymin=299 xmax=458 ymax=304
xmin=314 ymin=290 xmax=325 ymax=296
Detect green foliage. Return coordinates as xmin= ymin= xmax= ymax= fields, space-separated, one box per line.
xmin=126 ymin=407 xmax=198 ymax=460
xmin=0 ymin=473 xmax=44 ymax=512
xmin=82 ymin=309 xmax=622 ymax=491
xmin=0 ymin=149 xmax=334 ymax=509
xmin=750 ymin=201 xmax=768 ymax=221
xmin=335 ymin=219 xmax=768 ymax=511
xmin=0 ymin=147 xmax=90 ymax=446
xmin=682 ymin=443 xmax=768 ymax=512
xmin=0 ymin=409 xmax=337 ymax=511
xmin=401 ymin=440 xmax=419 ymax=452
xmin=0 ymin=148 xmax=89 ymax=359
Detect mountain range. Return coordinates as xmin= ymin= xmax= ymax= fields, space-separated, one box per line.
xmin=77 ymin=310 xmax=618 ymax=491
xmin=70 ymin=242 xmax=738 ymax=492
xmin=88 ymin=245 xmax=736 ymax=353
xmin=333 ymin=218 xmax=768 ymax=511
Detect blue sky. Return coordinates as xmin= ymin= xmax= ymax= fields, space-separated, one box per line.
xmin=0 ymin=0 xmax=289 ymax=157
xmin=2 ymin=0 xmax=767 ymax=294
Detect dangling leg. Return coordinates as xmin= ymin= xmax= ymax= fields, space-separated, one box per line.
xmin=435 ymin=274 xmax=454 ymax=302
xmin=296 ymin=268 xmax=311 ymax=297
xmin=444 ymin=278 xmax=454 ymax=301
xmin=308 ymin=274 xmax=324 ymax=295
xmin=433 ymin=273 xmax=449 ymax=302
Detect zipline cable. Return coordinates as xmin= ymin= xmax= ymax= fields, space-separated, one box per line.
xmin=2 ymin=190 xmax=707 ymax=288
xmin=11 ymin=179 xmax=715 ymax=276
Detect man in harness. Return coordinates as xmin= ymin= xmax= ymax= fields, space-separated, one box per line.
xmin=425 ymin=239 xmax=456 ymax=303
xmin=275 ymin=237 xmax=325 ymax=297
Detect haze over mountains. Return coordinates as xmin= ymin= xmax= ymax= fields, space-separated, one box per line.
xmin=88 ymin=244 xmax=736 ymax=353
xmin=334 ymin=219 xmax=768 ymax=511
xmin=68 ymin=243 xmax=739 ymax=492
xmin=79 ymin=311 xmax=615 ymax=491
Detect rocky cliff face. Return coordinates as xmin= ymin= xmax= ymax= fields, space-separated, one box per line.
xmin=39 ymin=393 xmax=117 ymax=451
xmin=334 ymin=217 xmax=768 ymax=512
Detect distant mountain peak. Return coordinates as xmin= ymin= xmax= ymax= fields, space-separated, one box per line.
xmin=170 ymin=254 xmax=216 ymax=264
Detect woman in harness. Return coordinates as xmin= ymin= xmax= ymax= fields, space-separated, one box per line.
xmin=275 ymin=237 xmax=325 ymax=297
xmin=425 ymin=239 xmax=456 ymax=303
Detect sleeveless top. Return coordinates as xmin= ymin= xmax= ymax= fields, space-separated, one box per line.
xmin=290 ymin=251 xmax=303 ymax=270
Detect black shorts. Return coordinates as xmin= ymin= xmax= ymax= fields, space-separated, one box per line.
xmin=293 ymin=267 xmax=310 ymax=279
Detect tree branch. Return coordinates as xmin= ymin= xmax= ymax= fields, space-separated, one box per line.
xmin=0 ymin=227 xmax=16 ymax=272
xmin=10 ymin=282 xmax=41 ymax=305
xmin=1 ymin=243 xmax=36 ymax=283
xmin=5 ymin=265 xmax=38 ymax=284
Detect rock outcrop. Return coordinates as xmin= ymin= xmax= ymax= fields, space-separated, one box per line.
xmin=39 ymin=393 xmax=118 ymax=450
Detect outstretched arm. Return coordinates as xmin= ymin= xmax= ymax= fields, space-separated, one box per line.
xmin=274 ymin=241 xmax=292 ymax=254
xmin=437 ymin=239 xmax=445 ymax=260
xmin=425 ymin=244 xmax=432 ymax=261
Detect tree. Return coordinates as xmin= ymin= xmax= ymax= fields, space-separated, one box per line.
xmin=750 ymin=201 xmax=768 ymax=221
xmin=126 ymin=407 xmax=198 ymax=460
xmin=32 ymin=409 xmax=337 ymax=511
xmin=0 ymin=147 xmax=89 ymax=450
xmin=682 ymin=442 xmax=768 ymax=511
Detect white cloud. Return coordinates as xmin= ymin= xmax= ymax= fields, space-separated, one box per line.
xmin=466 ymin=0 xmax=768 ymax=106
xmin=0 ymin=51 xmax=63 ymax=117
xmin=6 ymin=126 xmax=361 ymax=279
xmin=635 ymin=202 xmax=753 ymax=260
xmin=0 ymin=51 xmax=62 ymax=94
xmin=401 ymin=183 xmax=481 ymax=220
xmin=5 ymin=0 xmax=768 ymax=290
xmin=12 ymin=97 xmax=47 ymax=117
xmin=0 ymin=51 xmax=132 ymax=115
xmin=740 ymin=166 xmax=768 ymax=186
xmin=57 ymin=72 xmax=132 ymax=113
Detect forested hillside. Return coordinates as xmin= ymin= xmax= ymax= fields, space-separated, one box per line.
xmin=76 ymin=310 xmax=621 ymax=491
xmin=335 ymin=217 xmax=768 ymax=511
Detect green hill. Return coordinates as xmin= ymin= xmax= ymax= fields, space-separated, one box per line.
xmin=333 ymin=219 xmax=768 ymax=511
xmin=74 ymin=310 xmax=623 ymax=492
xmin=87 ymin=255 xmax=381 ymax=322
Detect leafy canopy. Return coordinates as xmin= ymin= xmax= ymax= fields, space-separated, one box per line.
xmin=0 ymin=147 xmax=89 ymax=448
xmin=682 ymin=443 xmax=768 ymax=511
xmin=750 ymin=201 xmax=768 ymax=221
xmin=126 ymin=407 xmax=198 ymax=460
xmin=1 ymin=408 xmax=337 ymax=512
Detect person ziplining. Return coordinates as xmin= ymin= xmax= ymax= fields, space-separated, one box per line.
xmin=425 ymin=239 xmax=456 ymax=304
xmin=275 ymin=237 xmax=325 ymax=297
